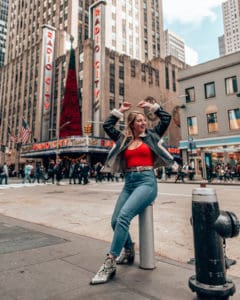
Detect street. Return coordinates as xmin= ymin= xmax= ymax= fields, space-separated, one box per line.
xmin=0 ymin=179 xmax=239 ymax=279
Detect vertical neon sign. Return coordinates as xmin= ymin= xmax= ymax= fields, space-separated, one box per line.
xmin=90 ymin=1 xmax=106 ymax=136
xmin=40 ymin=25 xmax=55 ymax=141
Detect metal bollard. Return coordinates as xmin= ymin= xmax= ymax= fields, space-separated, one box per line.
xmin=189 ymin=188 xmax=239 ymax=299
xmin=139 ymin=204 xmax=155 ymax=269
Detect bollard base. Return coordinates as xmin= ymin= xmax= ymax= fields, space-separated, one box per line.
xmin=189 ymin=275 xmax=235 ymax=298
xmin=139 ymin=265 xmax=156 ymax=270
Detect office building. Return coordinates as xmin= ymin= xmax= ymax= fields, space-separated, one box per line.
xmin=164 ymin=30 xmax=185 ymax=63
xmin=219 ymin=0 xmax=240 ymax=55
xmin=0 ymin=0 xmax=9 ymax=67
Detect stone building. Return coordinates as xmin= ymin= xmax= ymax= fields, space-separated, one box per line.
xmin=178 ymin=51 xmax=240 ymax=178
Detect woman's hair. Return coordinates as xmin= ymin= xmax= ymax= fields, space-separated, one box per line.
xmin=120 ymin=111 xmax=145 ymax=148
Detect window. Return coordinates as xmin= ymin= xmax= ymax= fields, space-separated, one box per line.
xmin=185 ymin=87 xmax=195 ymax=103
xmin=172 ymin=66 xmax=176 ymax=92
xmin=119 ymin=83 xmax=124 ymax=96
xmin=225 ymin=76 xmax=238 ymax=95
xmin=110 ymin=78 xmax=115 ymax=93
xmin=207 ymin=113 xmax=218 ymax=132
xmin=109 ymin=98 xmax=115 ymax=110
xmin=165 ymin=63 xmax=169 ymax=89
xmin=228 ymin=108 xmax=240 ymax=130
xmin=204 ymin=82 xmax=215 ymax=98
xmin=131 ymin=60 xmax=136 ymax=77
xmin=119 ymin=66 xmax=124 ymax=79
xmin=187 ymin=116 xmax=198 ymax=135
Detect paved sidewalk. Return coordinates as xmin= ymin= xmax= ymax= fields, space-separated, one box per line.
xmin=0 ymin=214 xmax=239 ymax=300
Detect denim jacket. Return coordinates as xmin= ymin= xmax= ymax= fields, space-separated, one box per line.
xmin=102 ymin=104 xmax=177 ymax=173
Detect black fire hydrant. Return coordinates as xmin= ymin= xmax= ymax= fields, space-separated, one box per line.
xmin=189 ymin=188 xmax=239 ymax=299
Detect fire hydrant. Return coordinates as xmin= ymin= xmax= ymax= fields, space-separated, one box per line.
xmin=189 ymin=188 xmax=239 ymax=299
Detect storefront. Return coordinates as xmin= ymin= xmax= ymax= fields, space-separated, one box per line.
xmin=180 ymin=135 xmax=240 ymax=179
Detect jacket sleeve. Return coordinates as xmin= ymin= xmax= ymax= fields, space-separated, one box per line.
xmin=103 ymin=109 xmax=123 ymax=142
xmin=150 ymin=103 xmax=171 ymax=137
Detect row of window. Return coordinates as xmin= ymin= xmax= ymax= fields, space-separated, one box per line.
xmin=187 ymin=108 xmax=240 ymax=135
xmin=185 ymin=75 xmax=238 ymax=102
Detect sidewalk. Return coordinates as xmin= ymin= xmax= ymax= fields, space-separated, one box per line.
xmin=159 ymin=174 xmax=240 ymax=186
xmin=0 ymin=214 xmax=239 ymax=300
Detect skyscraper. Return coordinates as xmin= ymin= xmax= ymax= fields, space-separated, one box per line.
xmin=219 ymin=0 xmax=240 ymax=55
xmin=104 ymin=0 xmax=164 ymax=61
xmin=0 ymin=0 xmax=9 ymax=67
xmin=164 ymin=30 xmax=185 ymax=63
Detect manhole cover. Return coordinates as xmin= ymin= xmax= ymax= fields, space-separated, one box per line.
xmin=0 ymin=222 xmax=68 ymax=254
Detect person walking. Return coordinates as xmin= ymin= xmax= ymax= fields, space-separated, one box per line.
xmin=47 ymin=159 xmax=55 ymax=184
xmin=1 ymin=163 xmax=9 ymax=185
xmin=55 ymin=157 xmax=64 ymax=185
xmin=90 ymin=98 xmax=178 ymax=285
xmin=22 ymin=162 xmax=33 ymax=184
xmin=69 ymin=160 xmax=76 ymax=184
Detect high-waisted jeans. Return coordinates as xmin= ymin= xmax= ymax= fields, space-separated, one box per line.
xmin=109 ymin=169 xmax=157 ymax=257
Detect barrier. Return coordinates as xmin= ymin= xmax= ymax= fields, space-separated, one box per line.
xmin=139 ymin=204 xmax=155 ymax=269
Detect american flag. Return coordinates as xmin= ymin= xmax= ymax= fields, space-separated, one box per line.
xmin=8 ymin=125 xmax=18 ymax=142
xmin=19 ymin=118 xmax=31 ymax=144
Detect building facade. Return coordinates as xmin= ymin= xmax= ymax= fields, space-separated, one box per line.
xmin=164 ymin=30 xmax=185 ymax=63
xmin=0 ymin=0 xmax=9 ymax=67
xmin=219 ymin=0 xmax=240 ymax=56
xmin=0 ymin=0 xmax=184 ymax=169
xmin=178 ymin=51 xmax=240 ymax=178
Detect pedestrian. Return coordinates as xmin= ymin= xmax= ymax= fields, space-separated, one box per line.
xmin=69 ymin=160 xmax=76 ymax=184
xmin=32 ymin=163 xmax=46 ymax=183
xmin=82 ymin=161 xmax=90 ymax=185
xmin=90 ymin=98 xmax=178 ymax=285
xmin=47 ymin=159 xmax=55 ymax=184
xmin=55 ymin=157 xmax=64 ymax=185
xmin=22 ymin=162 xmax=33 ymax=183
xmin=95 ymin=162 xmax=103 ymax=183
xmin=175 ymin=164 xmax=185 ymax=183
xmin=2 ymin=162 xmax=9 ymax=185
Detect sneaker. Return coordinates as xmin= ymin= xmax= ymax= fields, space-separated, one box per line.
xmin=116 ymin=244 xmax=135 ymax=265
xmin=90 ymin=255 xmax=116 ymax=285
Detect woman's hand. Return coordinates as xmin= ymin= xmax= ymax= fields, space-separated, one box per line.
xmin=137 ymin=100 xmax=154 ymax=110
xmin=119 ymin=102 xmax=132 ymax=113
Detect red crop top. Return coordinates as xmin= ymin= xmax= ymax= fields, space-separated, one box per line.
xmin=124 ymin=142 xmax=154 ymax=168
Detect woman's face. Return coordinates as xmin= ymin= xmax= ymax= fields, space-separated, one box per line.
xmin=132 ymin=114 xmax=147 ymax=136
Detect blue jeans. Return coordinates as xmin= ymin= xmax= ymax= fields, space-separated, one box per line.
xmin=110 ymin=169 xmax=157 ymax=257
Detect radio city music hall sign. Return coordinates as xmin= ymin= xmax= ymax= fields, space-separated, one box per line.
xmin=93 ymin=6 xmax=102 ymax=105
xmin=42 ymin=26 xmax=55 ymax=113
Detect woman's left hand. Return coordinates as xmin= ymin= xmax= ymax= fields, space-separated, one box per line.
xmin=137 ymin=100 xmax=153 ymax=110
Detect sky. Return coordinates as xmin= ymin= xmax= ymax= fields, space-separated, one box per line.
xmin=162 ymin=0 xmax=225 ymax=65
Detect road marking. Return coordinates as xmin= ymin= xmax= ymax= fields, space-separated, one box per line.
xmin=86 ymin=187 xmax=191 ymax=197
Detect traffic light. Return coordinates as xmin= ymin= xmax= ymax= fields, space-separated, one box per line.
xmin=84 ymin=124 xmax=92 ymax=135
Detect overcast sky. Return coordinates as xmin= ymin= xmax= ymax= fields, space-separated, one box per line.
xmin=162 ymin=0 xmax=226 ymax=65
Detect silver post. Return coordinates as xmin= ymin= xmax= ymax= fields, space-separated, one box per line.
xmin=139 ymin=204 xmax=155 ymax=269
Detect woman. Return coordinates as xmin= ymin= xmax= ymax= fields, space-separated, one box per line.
xmin=90 ymin=99 xmax=178 ymax=285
